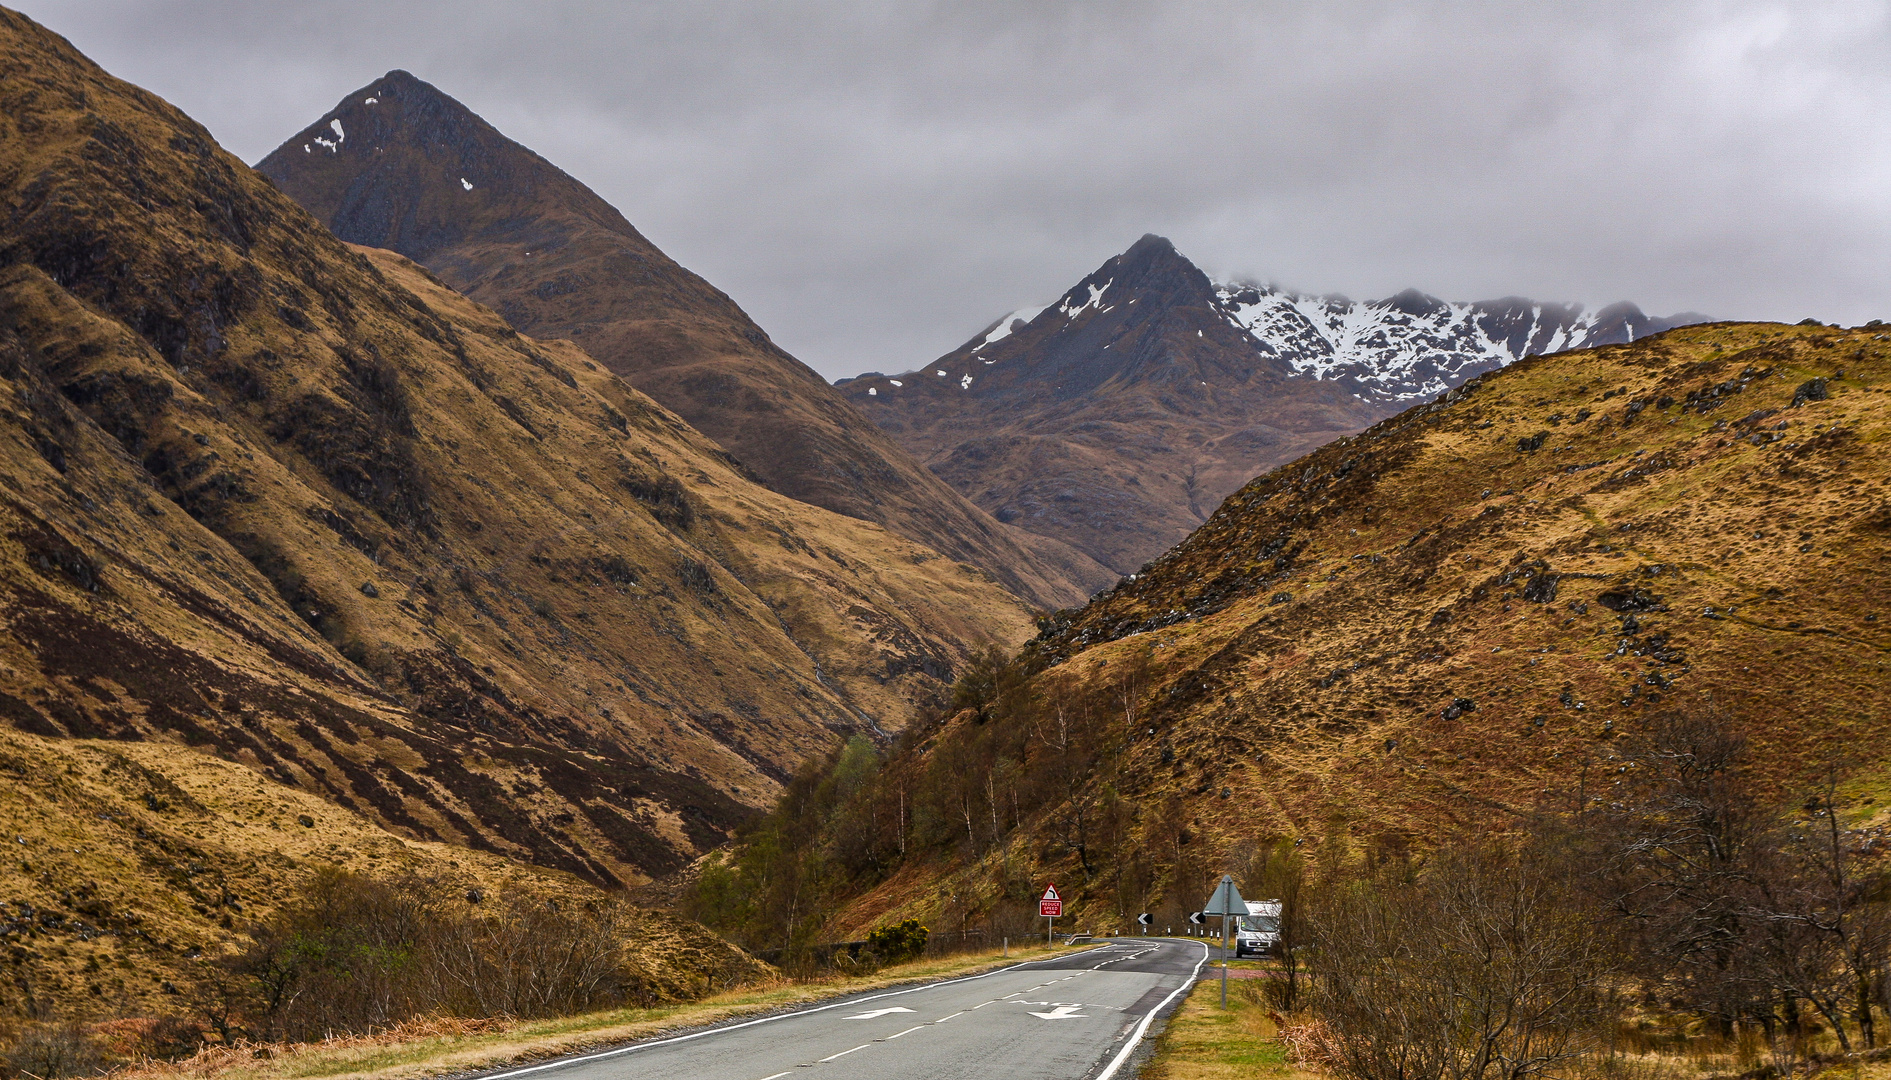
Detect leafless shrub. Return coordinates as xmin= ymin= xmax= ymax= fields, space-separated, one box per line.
xmin=1305 ymin=839 xmax=1615 ymax=1080
xmin=200 ymin=869 xmax=656 ymax=1043
xmin=4 ymin=1023 xmax=104 ymax=1079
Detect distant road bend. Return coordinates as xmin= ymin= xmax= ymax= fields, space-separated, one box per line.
xmin=477 ymin=939 xmax=1210 ymax=1080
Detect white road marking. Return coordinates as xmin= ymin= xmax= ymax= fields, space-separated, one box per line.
xmin=469 ymin=948 xmax=1102 ymax=1080
xmin=756 ymin=1073 xmax=793 ymax=1080
xmin=970 ymin=999 xmax=998 ymax=1009
xmin=933 ymin=1011 xmax=965 ymax=1023
xmin=1029 ymin=1004 xmax=1087 ymax=1020
xmin=883 ymin=1025 xmax=925 ymax=1040
xmin=1093 ymin=940 xmax=1212 ymax=1080
xmin=843 ymin=1007 xmax=915 ymax=1020
xmin=818 ymin=1044 xmax=871 ymax=1063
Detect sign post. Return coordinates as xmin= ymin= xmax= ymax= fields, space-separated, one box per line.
xmin=1203 ymin=874 xmax=1247 ymax=1009
xmin=1039 ymin=884 xmax=1062 ymax=946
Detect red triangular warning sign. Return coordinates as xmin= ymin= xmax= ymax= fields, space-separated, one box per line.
xmin=1041 ymin=884 xmax=1060 ymax=901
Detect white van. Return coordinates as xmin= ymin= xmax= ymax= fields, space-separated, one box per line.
xmin=1233 ymin=899 xmax=1283 ymax=958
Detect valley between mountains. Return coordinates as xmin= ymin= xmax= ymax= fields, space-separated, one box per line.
xmin=1 ymin=4 xmax=1889 ymax=1074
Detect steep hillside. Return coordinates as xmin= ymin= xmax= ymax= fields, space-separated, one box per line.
xmin=840 ymin=234 xmax=1705 ymax=575
xmin=725 ymin=320 xmax=1891 ymax=939
xmin=0 ymin=725 xmax=763 ymax=1022
xmin=0 ymin=6 xmax=1035 ymax=897
xmin=254 ymin=71 xmax=1112 ymax=606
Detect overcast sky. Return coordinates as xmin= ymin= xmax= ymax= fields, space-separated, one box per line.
xmin=21 ymin=1 xmax=1891 ymax=379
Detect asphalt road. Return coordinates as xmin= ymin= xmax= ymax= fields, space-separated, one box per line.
xmin=477 ymin=938 xmax=1212 ymax=1080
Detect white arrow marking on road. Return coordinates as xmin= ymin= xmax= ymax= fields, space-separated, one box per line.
xmin=1029 ymin=1005 xmax=1088 ymax=1020
xmin=844 ymin=1007 xmax=916 ymax=1020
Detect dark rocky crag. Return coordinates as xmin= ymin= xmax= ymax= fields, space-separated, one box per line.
xmin=255 ymin=71 xmax=1112 ymax=606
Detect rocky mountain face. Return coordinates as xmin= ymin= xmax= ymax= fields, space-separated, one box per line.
xmin=254 ymin=71 xmax=1111 ymax=607
xmin=840 ymin=234 xmax=1707 ymax=576
xmin=819 ymin=320 xmax=1891 ymax=936
xmin=0 ymin=0 xmax=1040 ymax=995
xmin=1214 ymin=284 xmax=1708 ymax=403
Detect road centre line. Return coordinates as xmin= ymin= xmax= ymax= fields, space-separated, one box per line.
xmin=971 ymin=999 xmax=998 ymax=1009
xmin=933 ymin=1011 xmax=965 ymax=1023
xmin=755 ymin=1073 xmax=792 ymax=1080
xmin=883 ymin=1026 xmax=925 ymax=1040
xmin=470 ymin=948 xmax=1098 ymax=1080
xmin=817 ymin=1045 xmax=870 ymax=1063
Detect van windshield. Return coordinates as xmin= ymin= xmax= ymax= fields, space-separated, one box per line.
xmin=1237 ymin=915 xmax=1279 ymax=933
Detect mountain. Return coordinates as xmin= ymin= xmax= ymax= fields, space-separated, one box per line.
xmin=718 ymin=318 xmax=1891 ymax=942
xmin=0 ymin=0 xmax=1042 ymax=996
xmin=1214 ymin=284 xmax=1710 ymax=403
xmin=839 ymin=234 xmax=1708 ymax=575
xmin=253 ymin=71 xmax=1112 ymax=607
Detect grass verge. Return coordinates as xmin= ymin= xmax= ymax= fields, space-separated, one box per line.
xmin=1139 ymin=973 xmax=1314 ymax=1080
xmin=118 ymin=943 xmax=1084 ymax=1080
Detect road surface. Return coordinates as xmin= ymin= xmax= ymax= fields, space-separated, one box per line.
xmin=477 ymin=938 xmax=1213 ymax=1080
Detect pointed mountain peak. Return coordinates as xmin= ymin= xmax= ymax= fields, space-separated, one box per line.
xmin=257 ymin=72 xmax=637 ymax=259
xmin=1380 ymin=287 xmax=1447 ymax=317
xmin=1058 ymin=233 xmax=1213 ymax=310
xmin=1127 ymin=232 xmax=1177 ymax=256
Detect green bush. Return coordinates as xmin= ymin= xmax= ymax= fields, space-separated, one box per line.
xmin=866 ymin=919 xmax=928 ymax=963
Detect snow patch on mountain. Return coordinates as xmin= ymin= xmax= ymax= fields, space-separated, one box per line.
xmin=1059 ymin=279 xmax=1113 ymax=320
xmin=974 ymin=304 xmax=1051 ymax=352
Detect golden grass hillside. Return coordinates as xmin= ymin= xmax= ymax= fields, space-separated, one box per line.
xmin=0 ymin=724 xmax=766 ymax=1021
xmin=0 ymin=0 xmax=1034 ymax=967
xmin=818 ymin=319 xmax=1891 ymax=934
xmin=254 ymin=69 xmax=1113 ymax=607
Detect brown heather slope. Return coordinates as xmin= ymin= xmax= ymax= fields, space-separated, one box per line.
xmin=0 ymin=3 xmax=1033 ymax=898
xmin=0 ymin=724 xmax=765 ymax=1022
xmin=254 ymin=71 xmax=1113 ymax=607
xmin=823 ymin=320 xmax=1891 ymax=935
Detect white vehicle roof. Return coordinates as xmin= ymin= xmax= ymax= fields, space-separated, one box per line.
xmin=1246 ymin=900 xmax=1283 ymax=916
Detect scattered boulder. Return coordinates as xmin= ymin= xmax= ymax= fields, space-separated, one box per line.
xmin=1596 ymin=587 xmax=1664 ymax=612
xmin=1442 ymin=697 xmax=1476 ymax=720
xmin=1521 ymin=573 xmax=1560 ymax=603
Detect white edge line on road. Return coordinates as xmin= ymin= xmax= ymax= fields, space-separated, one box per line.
xmin=1092 ymin=938 xmax=1210 ymax=1080
xmin=471 ymin=947 xmax=1103 ymax=1080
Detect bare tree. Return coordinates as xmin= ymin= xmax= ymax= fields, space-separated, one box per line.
xmin=1306 ymin=840 xmax=1613 ymax=1080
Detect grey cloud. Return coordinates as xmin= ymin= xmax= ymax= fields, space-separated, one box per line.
xmin=20 ymin=0 xmax=1891 ymax=379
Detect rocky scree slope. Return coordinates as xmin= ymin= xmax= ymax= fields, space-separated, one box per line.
xmin=0 ymin=7 xmax=1034 ymax=901
xmin=255 ymin=71 xmax=1112 ymax=607
xmin=841 ymin=234 xmax=1705 ymax=576
xmin=837 ymin=320 xmax=1891 ymax=934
